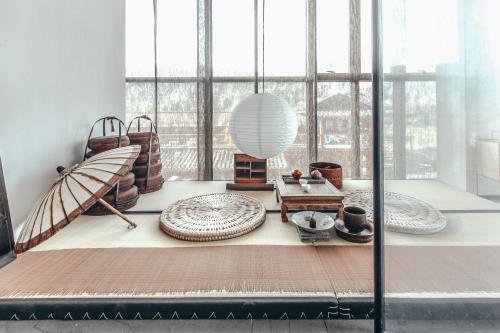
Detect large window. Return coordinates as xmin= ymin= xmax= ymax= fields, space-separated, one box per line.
xmin=125 ymin=0 xmax=441 ymax=181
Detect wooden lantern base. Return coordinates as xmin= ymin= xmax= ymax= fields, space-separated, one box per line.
xmin=226 ymin=153 xmax=275 ymax=191
xmin=226 ymin=182 xmax=275 ymax=191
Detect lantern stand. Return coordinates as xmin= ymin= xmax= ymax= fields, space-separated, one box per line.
xmin=226 ymin=0 xmax=296 ymax=191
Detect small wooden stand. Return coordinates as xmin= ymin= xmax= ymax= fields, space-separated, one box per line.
xmin=275 ymin=177 xmax=345 ymax=222
xmin=226 ymin=153 xmax=274 ymax=191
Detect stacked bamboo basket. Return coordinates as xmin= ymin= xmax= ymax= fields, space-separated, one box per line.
xmin=84 ymin=117 xmax=140 ymax=215
xmin=128 ymin=116 xmax=164 ymax=194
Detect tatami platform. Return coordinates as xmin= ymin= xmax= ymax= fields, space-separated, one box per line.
xmin=0 ymin=180 xmax=499 ymax=320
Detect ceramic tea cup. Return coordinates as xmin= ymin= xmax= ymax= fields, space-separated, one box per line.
xmin=301 ymin=184 xmax=311 ymax=192
xmin=343 ymin=206 xmax=370 ymax=233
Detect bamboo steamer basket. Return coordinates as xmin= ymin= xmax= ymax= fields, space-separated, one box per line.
xmin=135 ymin=173 xmax=165 ymax=193
xmin=88 ymin=135 xmax=130 ymax=153
xmin=128 ymin=132 xmax=158 ymax=144
xmin=136 ymin=151 xmax=161 ymax=165
xmin=134 ymin=162 xmax=162 ymax=177
xmin=85 ymin=186 xmax=139 ymax=216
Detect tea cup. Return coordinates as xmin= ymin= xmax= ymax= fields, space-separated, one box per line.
xmin=301 ymin=184 xmax=311 ymax=192
xmin=343 ymin=206 xmax=371 ymax=233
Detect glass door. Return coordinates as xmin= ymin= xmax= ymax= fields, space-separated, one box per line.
xmin=381 ymin=0 xmax=500 ymax=331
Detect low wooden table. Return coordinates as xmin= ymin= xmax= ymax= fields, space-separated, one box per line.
xmin=275 ymin=178 xmax=345 ymax=222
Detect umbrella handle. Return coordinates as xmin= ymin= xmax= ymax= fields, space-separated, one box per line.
xmin=97 ymin=198 xmax=137 ymax=229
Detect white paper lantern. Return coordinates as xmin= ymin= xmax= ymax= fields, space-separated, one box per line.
xmin=229 ymin=93 xmax=298 ymax=159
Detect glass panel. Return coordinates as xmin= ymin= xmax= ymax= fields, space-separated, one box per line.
xmin=360 ymin=0 xmax=372 ymax=73
xmin=383 ymin=82 xmax=395 ymax=179
xmin=258 ymin=82 xmax=307 ymax=180
xmin=156 ymin=0 xmax=197 ymax=77
xmin=360 ymin=82 xmax=373 ymax=178
xmin=259 ymin=0 xmax=306 ymax=77
xmin=383 ymin=0 xmax=500 ymax=330
xmin=125 ymin=82 xmax=155 ymax=126
xmin=317 ymin=82 xmax=353 ymax=178
xmin=317 ymin=82 xmax=372 ymax=179
xmin=213 ymin=0 xmax=254 ymax=76
xmin=382 ymin=0 xmax=459 ymax=73
xmin=317 ymin=0 xmax=349 ymax=74
xmin=212 ymin=83 xmax=255 ymax=180
xmin=126 ymin=0 xmax=154 ymax=77
xmin=405 ymin=81 xmax=437 ymax=179
xmin=382 ymin=80 xmax=437 ymax=179
xmin=157 ymin=83 xmax=198 ymax=180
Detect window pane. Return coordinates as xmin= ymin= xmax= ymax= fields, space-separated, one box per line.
xmin=383 ymin=0 xmax=459 ymax=72
xmin=317 ymin=0 xmax=349 ymax=73
xmin=317 ymin=82 xmax=372 ymax=179
xmin=126 ymin=0 xmax=154 ymax=77
xmin=360 ymin=82 xmax=373 ymax=178
xmin=382 ymin=80 xmax=437 ymax=179
xmin=157 ymin=83 xmax=198 ymax=180
xmin=213 ymin=83 xmax=255 ymax=180
xmin=156 ymin=0 xmax=197 ymax=77
xmin=126 ymin=82 xmax=155 ymax=124
xmin=213 ymin=0 xmax=254 ymax=76
xmin=258 ymin=82 xmax=307 ymax=180
xmin=317 ymin=82 xmax=353 ymax=178
xmin=405 ymin=81 xmax=437 ymax=178
xmin=383 ymin=82 xmax=395 ymax=179
xmin=360 ymin=0 xmax=372 ymax=73
xmin=259 ymin=0 xmax=306 ymax=76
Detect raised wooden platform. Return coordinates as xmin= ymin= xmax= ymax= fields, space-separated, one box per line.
xmin=1 ymin=180 xmax=500 ymax=320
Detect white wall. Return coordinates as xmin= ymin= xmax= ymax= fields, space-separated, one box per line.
xmin=0 ymin=0 xmax=125 ymax=230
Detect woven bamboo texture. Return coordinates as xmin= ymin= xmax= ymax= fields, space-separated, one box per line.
xmin=160 ymin=193 xmax=266 ymax=241
xmin=343 ymin=190 xmax=446 ymax=234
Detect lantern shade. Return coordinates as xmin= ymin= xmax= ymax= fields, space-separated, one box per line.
xmin=229 ymin=93 xmax=298 ymax=159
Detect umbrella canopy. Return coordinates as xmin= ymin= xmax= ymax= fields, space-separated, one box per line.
xmin=15 ymin=145 xmax=141 ymax=253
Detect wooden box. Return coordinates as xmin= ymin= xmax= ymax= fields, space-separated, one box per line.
xmin=234 ymin=153 xmax=267 ymax=184
xmin=226 ymin=153 xmax=274 ymax=191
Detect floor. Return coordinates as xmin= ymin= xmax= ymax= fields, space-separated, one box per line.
xmin=1 ymin=320 xmax=500 ymax=332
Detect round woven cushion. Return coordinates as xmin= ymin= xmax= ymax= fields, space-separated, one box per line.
xmin=160 ymin=193 xmax=266 ymax=241
xmin=343 ymin=190 xmax=446 ymax=234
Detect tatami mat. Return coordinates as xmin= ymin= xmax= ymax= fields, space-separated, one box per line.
xmin=0 ymin=246 xmax=334 ymax=298
xmin=129 ymin=180 xmax=500 ymax=213
xmin=28 ymin=211 xmax=500 ymax=252
xmin=2 ymin=245 xmax=500 ymax=299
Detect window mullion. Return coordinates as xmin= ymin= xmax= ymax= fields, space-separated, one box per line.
xmin=306 ymin=0 xmax=318 ymax=165
xmin=391 ymin=65 xmax=407 ymax=179
xmin=350 ymin=0 xmax=361 ymax=179
xmin=197 ymin=0 xmax=213 ymax=180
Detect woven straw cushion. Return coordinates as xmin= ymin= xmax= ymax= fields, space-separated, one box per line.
xmin=160 ymin=193 xmax=266 ymax=241
xmin=343 ymin=190 xmax=446 ymax=234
